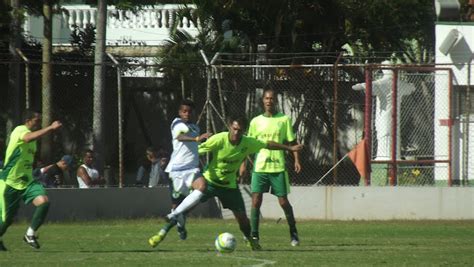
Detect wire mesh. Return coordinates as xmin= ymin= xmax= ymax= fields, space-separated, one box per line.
xmin=0 ymin=52 xmax=470 ymax=187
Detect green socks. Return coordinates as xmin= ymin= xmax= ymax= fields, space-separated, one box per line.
xmin=250 ymin=207 xmax=260 ymax=238
xmin=31 ymin=202 xmax=50 ymax=231
xmin=283 ymin=205 xmax=297 ymax=234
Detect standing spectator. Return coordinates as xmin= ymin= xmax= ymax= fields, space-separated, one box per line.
xmin=76 ymin=149 xmax=105 ymax=188
xmin=0 ymin=109 xmax=62 ymax=251
xmin=245 ymin=88 xmax=302 ymax=247
xmin=34 ymin=155 xmax=74 ymax=188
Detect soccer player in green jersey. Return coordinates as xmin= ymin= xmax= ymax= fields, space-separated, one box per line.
xmin=0 ymin=110 xmax=62 ymax=251
xmin=148 ymin=115 xmax=302 ymax=250
xmin=244 ymin=88 xmax=302 ymax=247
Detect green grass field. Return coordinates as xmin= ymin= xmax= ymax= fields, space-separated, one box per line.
xmin=1 ymin=219 xmax=473 ymax=266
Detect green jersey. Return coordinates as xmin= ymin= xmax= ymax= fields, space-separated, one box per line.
xmin=248 ymin=112 xmax=295 ymax=173
xmin=198 ymin=132 xmax=267 ymax=189
xmin=0 ymin=125 xmax=36 ymax=190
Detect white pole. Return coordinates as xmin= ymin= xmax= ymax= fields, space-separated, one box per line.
xmin=312 ymin=154 xmax=349 ymax=186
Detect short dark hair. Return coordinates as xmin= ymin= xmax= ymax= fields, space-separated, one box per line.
xmin=227 ymin=115 xmax=248 ymax=130
xmin=180 ymin=99 xmax=195 ymax=110
xmin=157 ymin=149 xmax=169 ymax=159
xmin=83 ymin=149 xmax=94 ymax=157
xmin=263 ymin=88 xmax=275 ymax=96
xmin=146 ymin=146 xmax=158 ymax=157
xmin=22 ymin=109 xmax=40 ymax=122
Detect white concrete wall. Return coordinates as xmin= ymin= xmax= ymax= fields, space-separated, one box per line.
xmin=434 ymin=23 xmax=474 ymax=183
xmin=16 ymin=186 xmax=474 ymax=221
xmin=257 ymin=186 xmax=474 ymax=220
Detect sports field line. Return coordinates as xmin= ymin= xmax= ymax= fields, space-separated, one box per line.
xmin=225 ymin=255 xmax=276 ymax=267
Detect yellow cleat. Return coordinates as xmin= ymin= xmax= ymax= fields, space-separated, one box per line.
xmin=148 ymin=230 xmax=167 ymax=248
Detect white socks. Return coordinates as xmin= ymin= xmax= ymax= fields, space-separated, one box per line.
xmin=168 ymin=190 xmax=204 ymax=218
xmin=26 ymin=227 xmax=35 ymax=236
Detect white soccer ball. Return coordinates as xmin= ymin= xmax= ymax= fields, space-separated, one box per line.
xmin=215 ymin=232 xmax=237 ymax=253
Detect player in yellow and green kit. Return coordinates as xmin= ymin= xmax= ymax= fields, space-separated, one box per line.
xmin=148 ymin=115 xmax=302 ymax=250
xmin=0 ymin=110 xmax=62 ymax=251
xmin=244 ymin=88 xmax=302 ymax=247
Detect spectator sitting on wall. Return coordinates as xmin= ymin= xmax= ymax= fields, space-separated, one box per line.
xmin=147 ymin=147 xmax=170 ymax=188
xmin=135 ymin=153 xmax=151 ymax=187
xmin=76 ymin=149 xmax=105 ymax=188
xmin=34 ymin=155 xmax=73 ymax=188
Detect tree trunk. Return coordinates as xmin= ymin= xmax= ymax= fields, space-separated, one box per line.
xmin=93 ymin=0 xmax=107 ymax=172
xmin=41 ymin=0 xmax=53 ymax=162
xmin=7 ymin=0 xmax=22 ymax=135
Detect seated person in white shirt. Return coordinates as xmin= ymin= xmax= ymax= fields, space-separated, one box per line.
xmin=76 ymin=149 xmax=105 ymax=188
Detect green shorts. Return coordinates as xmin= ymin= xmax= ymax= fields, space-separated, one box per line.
xmin=0 ymin=180 xmax=46 ymax=222
xmin=201 ymin=182 xmax=246 ymax=213
xmin=251 ymin=171 xmax=290 ymax=197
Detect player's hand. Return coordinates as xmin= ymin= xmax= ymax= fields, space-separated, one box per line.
xmin=50 ymin=121 xmax=62 ymax=130
xmin=289 ymin=144 xmax=303 ymax=152
xmin=198 ymin=132 xmax=212 ymax=141
xmin=294 ymin=161 xmax=302 ymax=174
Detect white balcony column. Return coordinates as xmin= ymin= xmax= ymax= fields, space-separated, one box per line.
xmin=82 ymin=9 xmax=89 ymax=27
xmin=89 ymin=9 xmax=96 ymax=27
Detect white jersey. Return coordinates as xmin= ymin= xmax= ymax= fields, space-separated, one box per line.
xmin=77 ymin=164 xmax=100 ymax=188
xmin=165 ymin=118 xmax=200 ymax=172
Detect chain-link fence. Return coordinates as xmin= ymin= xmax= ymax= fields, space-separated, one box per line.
xmin=1 ymin=52 xmax=472 ymax=188
xmin=364 ymin=67 xmax=454 ymax=186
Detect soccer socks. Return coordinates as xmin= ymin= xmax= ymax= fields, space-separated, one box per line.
xmin=30 ymin=202 xmax=50 ymax=231
xmin=283 ymin=204 xmax=297 ymax=234
xmin=250 ymin=207 xmax=260 ymax=239
xmin=26 ymin=227 xmax=35 ymax=236
xmin=168 ymin=190 xmax=203 ymax=218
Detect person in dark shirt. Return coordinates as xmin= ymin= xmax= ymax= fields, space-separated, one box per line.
xmin=34 ymin=155 xmax=73 ymax=188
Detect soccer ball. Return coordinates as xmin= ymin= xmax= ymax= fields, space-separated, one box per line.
xmin=214 ymin=232 xmax=236 ymax=253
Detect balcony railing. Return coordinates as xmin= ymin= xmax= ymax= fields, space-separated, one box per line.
xmin=24 ymin=4 xmax=200 ymax=46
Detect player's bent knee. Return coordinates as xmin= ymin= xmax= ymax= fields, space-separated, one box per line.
xmin=32 ymin=195 xmax=49 ymax=206
xmin=193 ymin=178 xmax=207 ymax=192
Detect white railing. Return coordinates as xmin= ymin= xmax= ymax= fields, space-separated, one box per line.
xmin=24 ymin=4 xmax=200 ymax=46
xmin=62 ymin=4 xmax=199 ymax=30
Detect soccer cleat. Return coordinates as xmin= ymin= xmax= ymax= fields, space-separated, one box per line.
xmin=177 ymin=226 xmax=187 ymax=240
xmin=245 ymin=236 xmax=262 ymax=251
xmin=0 ymin=241 xmax=7 ymax=251
xmin=148 ymin=229 xmax=167 ymax=248
xmin=23 ymin=235 xmax=40 ymax=249
xmin=290 ymin=232 xmax=300 ymax=247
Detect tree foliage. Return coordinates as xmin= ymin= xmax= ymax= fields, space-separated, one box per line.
xmin=172 ymin=0 xmax=439 ymax=63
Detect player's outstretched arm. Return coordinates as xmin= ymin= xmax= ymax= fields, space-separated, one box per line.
xmin=23 ymin=121 xmax=62 ymax=143
xmin=177 ymin=132 xmax=212 ymax=142
xmin=266 ymin=141 xmax=303 ymax=152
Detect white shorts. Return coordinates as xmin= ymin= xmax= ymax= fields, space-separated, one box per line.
xmin=169 ymin=168 xmax=201 ymax=196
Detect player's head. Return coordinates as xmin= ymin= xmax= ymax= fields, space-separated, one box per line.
xmin=82 ymin=149 xmax=94 ymax=166
xmin=227 ymin=115 xmax=248 ymax=143
xmin=179 ymin=99 xmax=195 ymax=122
xmin=262 ymin=88 xmax=276 ymax=114
xmin=23 ymin=109 xmax=42 ymax=130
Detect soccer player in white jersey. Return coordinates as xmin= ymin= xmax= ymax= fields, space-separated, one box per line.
xmin=162 ymin=99 xmax=212 ymax=239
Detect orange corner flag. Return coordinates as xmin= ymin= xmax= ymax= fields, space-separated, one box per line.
xmin=348 ymin=139 xmax=370 ymax=179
